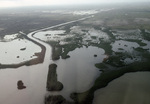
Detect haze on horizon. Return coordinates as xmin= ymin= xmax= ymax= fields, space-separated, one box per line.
xmin=0 ymin=0 xmax=149 ymax=8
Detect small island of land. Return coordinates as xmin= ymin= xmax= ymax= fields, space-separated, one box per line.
xmin=47 ymin=64 xmax=63 ymax=91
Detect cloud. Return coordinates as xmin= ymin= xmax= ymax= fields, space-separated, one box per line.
xmin=0 ymin=0 xmax=149 ymax=8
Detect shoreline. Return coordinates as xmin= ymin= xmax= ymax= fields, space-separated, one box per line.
xmin=0 ymin=32 xmax=46 ymax=69
xmin=0 ymin=15 xmax=94 ymax=69
xmin=93 ymin=72 xmax=150 ymax=104
xmin=71 ymin=61 xmax=150 ymax=104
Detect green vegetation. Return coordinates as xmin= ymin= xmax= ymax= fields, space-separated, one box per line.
xmin=97 ymin=41 xmax=112 ymax=55
xmin=96 ymin=8 xmax=150 ymax=30
xmin=104 ymin=55 xmax=125 ymax=67
xmin=61 ymin=44 xmax=81 ymax=59
xmin=125 ymin=39 xmax=147 ymax=46
xmin=141 ymin=29 xmax=150 ymax=41
xmin=52 ymin=46 xmax=62 ymax=60
xmin=45 ymin=95 xmax=75 ymax=104
xmin=0 ymin=33 xmax=46 ymax=69
xmin=71 ymin=60 xmax=150 ymax=104
xmin=45 ymin=95 xmax=66 ymax=104
xmin=134 ymin=47 xmax=148 ymax=52
xmin=95 ymin=63 xmax=108 ymax=70
xmin=17 ymin=80 xmax=26 ymax=90
xmin=47 ymin=64 xmax=63 ymax=91
xmin=1 ymin=4 xmax=150 ymax=104
xmin=49 ymin=42 xmax=82 ymax=60
xmin=67 ymin=7 xmax=150 ymax=104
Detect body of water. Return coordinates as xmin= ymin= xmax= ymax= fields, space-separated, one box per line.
xmin=93 ymin=72 xmax=150 ymax=104
xmin=0 ymin=32 xmax=52 ymax=104
xmin=55 ymin=46 xmax=106 ymax=100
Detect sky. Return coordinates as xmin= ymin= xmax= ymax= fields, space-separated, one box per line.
xmin=0 ymin=0 xmax=149 ymax=8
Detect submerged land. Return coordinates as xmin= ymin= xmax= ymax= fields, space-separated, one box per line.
xmin=93 ymin=72 xmax=150 ymax=104
xmin=0 ymin=2 xmax=150 ymax=104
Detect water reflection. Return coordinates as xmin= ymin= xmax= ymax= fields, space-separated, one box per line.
xmin=55 ymin=46 xmax=106 ymax=100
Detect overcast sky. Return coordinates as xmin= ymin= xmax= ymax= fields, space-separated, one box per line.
xmin=0 ymin=0 xmax=149 ymax=8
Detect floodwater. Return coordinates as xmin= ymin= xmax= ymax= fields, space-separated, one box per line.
xmin=0 ymin=16 xmax=91 ymax=104
xmin=0 ymin=33 xmax=106 ymax=104
xmin=0 ymin=38 xmax=41 ymax=64
xmin=55 ymin=46 xmax=106 ymax=100
xmin=34 ymin=30 xmax=66 ymax=42
xmin=111 ymin=40 xmax=139 ymax=53
xmin=0 ymin=32 xmax=52 ymax=104
xmin=142 ymin=39 xmax=150 ymax=52
xmin=93 ymin=72 xmax=150 ymax=104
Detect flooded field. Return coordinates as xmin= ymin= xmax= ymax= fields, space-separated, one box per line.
xmin=0 ymin=29 xmax=54 ymax=104
xmin=93 ymin=72 xmax=150 ymax=104
xmin=0 ymin=4 xmax=150 ymax=104
xmin=0 ymin=34 xmax=41 ymax=64
xmin=55 ymin=46 xmax=106 ymax=100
